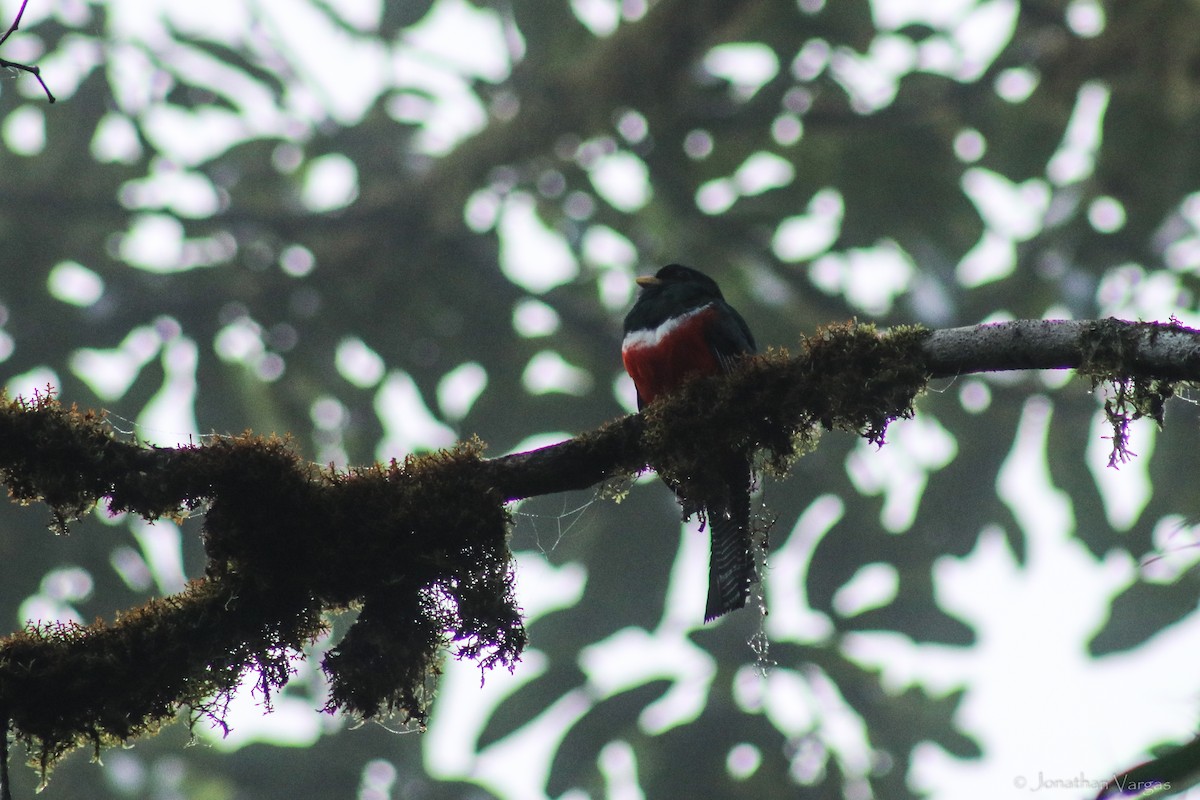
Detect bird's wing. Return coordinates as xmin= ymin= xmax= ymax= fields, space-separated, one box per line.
xmin=705 ymin=300 xmax=757 ymax=370
xmin=702 ymin=299 xmax=757 ymax=621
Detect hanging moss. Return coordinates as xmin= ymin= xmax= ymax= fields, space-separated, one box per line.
xmin=0 ymin=389 xmax=130 ymax=533
xmin=0 ymin=324 xmax=930 ymax=782
xmin=0 ymin=579 xmax=318 ymax=776
xmin=0 ymin=393 xmax=524 ymax=783
xmin=1076 ymin=318 xmax=1181 ymax=466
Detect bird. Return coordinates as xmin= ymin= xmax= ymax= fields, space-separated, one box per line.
xmin=621 ymin=264 xmax=758 ymax=621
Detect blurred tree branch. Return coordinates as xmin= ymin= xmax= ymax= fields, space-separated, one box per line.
xmin=0 ymin=316 xmax=1194 ymax=790
xmin=0 ymin=0 xmax=54 ymax=104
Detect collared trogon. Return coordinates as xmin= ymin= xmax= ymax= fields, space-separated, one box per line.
xmin=621 ymin=264 xmax=757 ymax=621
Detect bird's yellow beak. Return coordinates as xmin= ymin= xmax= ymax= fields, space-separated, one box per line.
xmin=635 ymin=275 xmax=662 ymax=288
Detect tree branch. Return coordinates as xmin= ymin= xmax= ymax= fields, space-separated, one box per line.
xmin=0 ymin=317 xmax=1194 ymax=783
xmin=483 ymin=317 xmax=1198 ymax=500
xmin=0 ymin=0 xmax=55 ymax=104
xmin=922 ymin=317 xmax=1200 ymax=379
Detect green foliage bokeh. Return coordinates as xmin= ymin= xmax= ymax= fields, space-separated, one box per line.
xmin=4 ymin=0 xmax=1200 ymax=797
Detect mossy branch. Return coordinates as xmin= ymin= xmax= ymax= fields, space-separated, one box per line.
xmin=486 ymin=317 xmax=1197 ymax=498
xmin=0 ymin=317 xmax=1194 ymax=786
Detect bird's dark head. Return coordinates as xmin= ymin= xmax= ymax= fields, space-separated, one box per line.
xmin=626 ymin=264 xmax=728 ymax=332
xmin=635 ymin=264 xmax=725 ymax=300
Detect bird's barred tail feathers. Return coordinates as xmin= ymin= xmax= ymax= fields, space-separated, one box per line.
xmin=704 ymin=461 xmax=755 ymax=622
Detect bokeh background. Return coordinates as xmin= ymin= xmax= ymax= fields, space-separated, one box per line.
xmin=4 ymin=0 xmax=1200 ymax=797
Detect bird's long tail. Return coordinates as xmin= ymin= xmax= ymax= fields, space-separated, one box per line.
xmin=704 ymin=460 xmax=754 ymax=622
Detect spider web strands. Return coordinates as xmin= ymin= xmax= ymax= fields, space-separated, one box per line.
xmin=510 ymin=491 xmax=602 ymax=556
